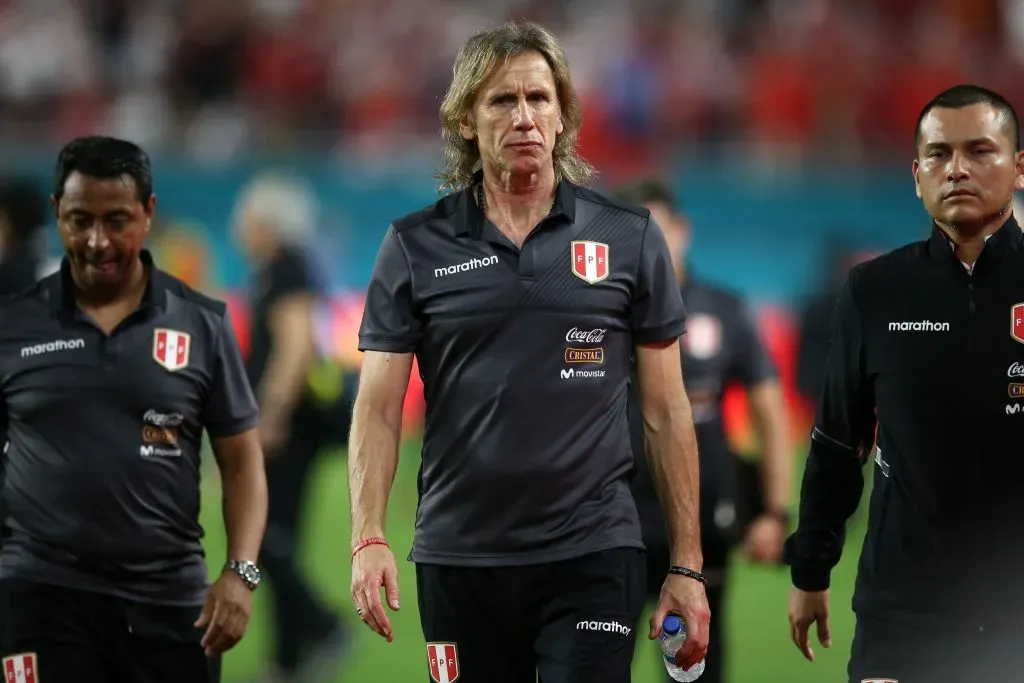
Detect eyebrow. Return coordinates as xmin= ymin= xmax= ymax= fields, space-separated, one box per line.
xmin=924 ymin=137 xmax=999 ymax=149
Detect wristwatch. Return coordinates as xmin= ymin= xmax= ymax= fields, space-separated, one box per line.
xmin=225 ymin=560 xmax=262 ymax=591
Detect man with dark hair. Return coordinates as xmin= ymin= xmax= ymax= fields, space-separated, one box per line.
xmin=0 ymin=136 xmax=268 ymax=683
xmin=914 ymin=83 xmax=1020 ymax=148
xmin=0 ymin=177 xmax=47 ymax=295
xmin=616 ymin=177 xmax=792 ymax=683
xmin=786 ymin=84 xmax=1024 ymax=682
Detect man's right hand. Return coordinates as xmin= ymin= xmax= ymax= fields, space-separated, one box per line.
xmin=788 ymin=587 xmax=831 ymax=661
xmin=351 ymin=544 xmax=401 ymax=642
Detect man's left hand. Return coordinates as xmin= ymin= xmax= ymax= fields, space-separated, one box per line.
xmin=194 ymin=572 xmax=253 ymax=656
xmin=743 ymin=514 xmax=786 ymax=564
xmin=650 ymin=573 xmax=711 ymax=671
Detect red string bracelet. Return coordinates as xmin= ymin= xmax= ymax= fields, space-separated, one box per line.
xmin=351 ymin=537 xmax=389 ymax=561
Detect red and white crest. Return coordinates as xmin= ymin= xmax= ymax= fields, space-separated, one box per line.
xmin=1012 ymin=303 xmax=1024 ymax=345
xmin=683 ymin=314 xmax=723 ymax=360
xmin=571 ymin=241 xmax=609 ymax=284
xmin=3 ymin=653 xmax=38 ymax=683
xmin=426 ymin=642 xmax=460 ymax=683
xmin=153 ymin=328 xmax=191 ymax=372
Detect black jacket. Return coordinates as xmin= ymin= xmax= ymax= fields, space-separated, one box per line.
xmin=784 ymin=217 xmax=1024 ymax=630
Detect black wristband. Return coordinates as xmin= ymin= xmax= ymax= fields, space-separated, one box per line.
xmin=668 ymin=565 xmax=706 ymax=585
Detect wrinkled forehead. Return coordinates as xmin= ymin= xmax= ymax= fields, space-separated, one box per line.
xmin=478 ymin=51 xmax=557 ymax=96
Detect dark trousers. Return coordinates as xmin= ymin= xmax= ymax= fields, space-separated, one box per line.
xmin=849 ymin=613 xmax=1024 ymax=683
xmin=644 ymin=534 xmax=729 ymax=683
xmin=0 ymin=579 xmax=219 ymax=683
xmin=260 ymin=421 xmax=339 ymax=671
xmin=417 ymin=548 xmax=647 ymax=683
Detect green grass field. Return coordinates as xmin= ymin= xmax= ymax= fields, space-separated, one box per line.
xmin=199 ymin=442 xmax=868 ymax=683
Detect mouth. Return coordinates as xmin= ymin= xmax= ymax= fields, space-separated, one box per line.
xmin=507 ymin=142 xmax=542 ymax=149
xmin=945 ymin=189 xmax=976 ymax=199
xmin=85 ymin=259 xmax=120 ymax=275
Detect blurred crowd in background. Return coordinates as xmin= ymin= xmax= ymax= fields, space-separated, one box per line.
xmin=1 ymin=1 xmax=1016 ymax=680
xmin=2 ymin=0 xmax=1024 ymax=167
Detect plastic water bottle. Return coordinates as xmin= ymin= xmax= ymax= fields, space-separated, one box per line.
xmin=659 ymin=615 xmax=705 ymax=681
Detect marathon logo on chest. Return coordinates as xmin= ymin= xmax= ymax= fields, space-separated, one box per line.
xmin=571 ymin=241 xmax=609 ymax=284
xmin=426 ymin=642 xmax=460 ymax=683
xmin=2 ymin=652 xmax=38 ymax=683
xmin=887 ymin=320 xmax=949 ymax=332
xmin=20 ymin=338 xmax=85 ymax=358
xmin=153 ymin=328 xmax=191 ymax=372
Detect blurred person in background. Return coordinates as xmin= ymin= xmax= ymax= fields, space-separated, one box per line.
xmin=0 ymin=177 xmax=47 ymax=295
xmin=349 ymin=21 xmax=709 ymax=683
xmin=785 ymin=84 xmax=1024 ymax=682
xmin=794 ymin=240 xmax=880 ymax=408
xmin=233 ymin=174 xmax=348 ymax=683
xmin=616 ymin=177 xmax=792 ymax=683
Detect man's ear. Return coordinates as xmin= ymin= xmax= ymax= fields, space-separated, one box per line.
xmin=459 ymin=114 xmax=475 ymax=141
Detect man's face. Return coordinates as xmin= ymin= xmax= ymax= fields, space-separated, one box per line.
xmin=233 ymin=205 xmax=269 ymax=261
xmin=461 ymin=50 xmax=564 ymax=179
xmin=54 ymin=171 xmax=153 ymax=290
xmin=913 ymin=103 xmax=1024 ymax=228
xmin=645 ymin=201 xmax=689 ymax=268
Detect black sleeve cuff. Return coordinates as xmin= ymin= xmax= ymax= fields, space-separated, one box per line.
xmin=790 ymin=564 xmax=831 ymax=592
xmin=206 ymin=414 xmax=260 ymax=439
xmin=633 ymin=318 xmax=687 ymax=346
xmin=357 ymin=335 xmax=419 ymax=353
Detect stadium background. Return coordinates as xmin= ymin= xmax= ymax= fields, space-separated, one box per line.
xmin=3 ymin=0 xmax=1022 ymax=680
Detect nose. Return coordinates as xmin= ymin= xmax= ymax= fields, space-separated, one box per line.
xmin=947 ymin=151 xmax=970 ymax=182
xmin=512 ymin=98 xmax=535 ymax=130
xmin=86 ymin=225 xmax=111 ymax=251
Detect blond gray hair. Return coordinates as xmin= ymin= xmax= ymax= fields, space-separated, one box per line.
xmin=436 ymin=21 xmax=595 ymax=193
xmin=233 ymin=173 xmax=319 ymax=245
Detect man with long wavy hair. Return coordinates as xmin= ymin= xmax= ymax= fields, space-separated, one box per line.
xmin=348 ymin=21 xmax=709 ymax=683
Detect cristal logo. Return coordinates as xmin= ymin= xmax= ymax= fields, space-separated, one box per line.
xmin=1009 ymin=362 xmax=1024 ymax=378
xmin=566 ymin=327 xmax=606 ymax=344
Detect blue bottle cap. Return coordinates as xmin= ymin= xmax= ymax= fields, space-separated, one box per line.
xmin=663 ymin=615 xmax=681 ymax=635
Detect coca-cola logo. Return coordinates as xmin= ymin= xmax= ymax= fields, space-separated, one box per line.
xmin=565 ymin=327 xmax=607 ymax=344
xmin=1009 ymin=362 xmax=1024 ymax=378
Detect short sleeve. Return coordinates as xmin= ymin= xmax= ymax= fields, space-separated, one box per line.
xmin=631 ymin=217 xmax=688 ymax=345
xmin=272 ymin=248 xmax=318 ymax=299
xmin=358 ymin=226 xmax=422 ymax=353
xmin=202 ymin=312 xmax=260 ymax=438
xmin=729 ymin=300 xmax=778 ymax=387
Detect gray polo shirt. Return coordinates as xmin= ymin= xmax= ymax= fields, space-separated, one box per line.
xmin=0 ymin=250 xmax=258 ymax=605
xmin=358 ymin=176 xmax=687 ymax=566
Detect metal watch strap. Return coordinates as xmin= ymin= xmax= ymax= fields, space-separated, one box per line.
xmin=226 ymin=559 xmax=261 ymax=591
